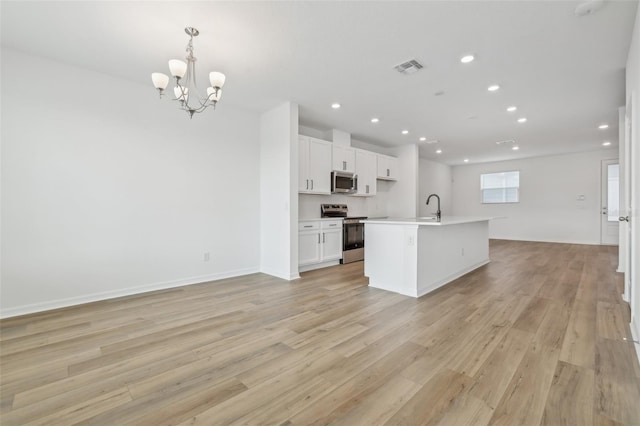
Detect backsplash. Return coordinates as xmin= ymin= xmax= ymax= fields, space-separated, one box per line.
xmin=298 ymin=181 xmax=392 ymax=219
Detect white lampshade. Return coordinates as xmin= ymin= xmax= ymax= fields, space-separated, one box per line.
xmin=207 ymin=87 xmax=222 ymax=102
xmin=174 ymin=86 xmax=189 ymax=100
xmin=209 ymin=72 xmax=226 ymax=88
xmin=151 ymin=73 xmax=169 ymax=90
xmin=168 ymin=60 xmax=187 ymax=78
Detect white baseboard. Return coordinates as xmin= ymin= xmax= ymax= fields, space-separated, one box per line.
xmin=489 ymin=236 xmax=602 ymax=246
xmin=417 ymin=258 xmax=491 ymax=298
xmin=631 ymin=315 xmax=640 ymax=368
xmin=298 ymin=260 xmax=341 ymax=273
xmin=0 ymin=267 xmax=259 ymax=319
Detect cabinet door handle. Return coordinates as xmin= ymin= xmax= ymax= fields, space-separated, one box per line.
xmin=366 ymin=184 xmax=369 ymax=194
xmin=306 ymin=179 xmax=309 ymax=190
xmin=343 ymin=161 xmax=346 ymax=170
xmin=387 ymin=168 xmax=390 ymax=177
xmin=323 ymin=233 xmax=326 ymax=243
xmin=317 ymin=234 xmax=320 ymax=244
xmin=304 ymin=225 xmax=312 ymax=228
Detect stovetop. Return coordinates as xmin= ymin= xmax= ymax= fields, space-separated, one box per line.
xmin=320 ymin=204 xmax=367 ymax=221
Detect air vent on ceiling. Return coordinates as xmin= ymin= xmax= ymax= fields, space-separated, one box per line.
xmin=394 ymin=59 xmax=424 ymax=75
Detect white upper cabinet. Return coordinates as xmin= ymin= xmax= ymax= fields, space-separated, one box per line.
xmin=354 ymin=149 xmax=377 ymax=196
xmin=299 ymin=135 xmax=331 ymax=194
xmin=332 ymin=145 xmax=356 ymax=173
xmin=377 ymin=154 xmax=399 ymax=181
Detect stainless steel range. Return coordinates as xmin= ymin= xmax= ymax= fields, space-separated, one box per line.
xmin=321 ymin=204 xmax=367 ymax=264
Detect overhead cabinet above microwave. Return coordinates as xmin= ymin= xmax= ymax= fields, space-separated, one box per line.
xmin=298 ymin=135 xmax=331 ymax=194
xmin=332 ymin=145 xmax=355 ymax=173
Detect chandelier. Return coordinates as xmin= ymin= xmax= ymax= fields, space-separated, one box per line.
xmin=151 ymin=27 xmax=226 ymax=119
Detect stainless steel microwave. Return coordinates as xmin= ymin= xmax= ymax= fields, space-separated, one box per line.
xmin=331 ymin=171 xmax=357 ymax=194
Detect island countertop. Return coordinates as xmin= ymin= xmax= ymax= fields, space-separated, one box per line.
xmin=362 ymin=216 xmax=495 ymax=226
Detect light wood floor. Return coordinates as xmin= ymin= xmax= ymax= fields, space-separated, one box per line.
xmin=1 ymin=240 xmax=639 ymax=425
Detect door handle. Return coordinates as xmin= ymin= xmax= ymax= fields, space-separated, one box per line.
xmin=619 ymin=216 xmax=629 ymax=222
xmin=317 ymin=234 xmax=320 ymax=243
xmin=322 ymin=233 xmax=326 ymax=243
xmin=306 ymin=179 xmax=309 ymax=190
xmin=343 ymin=161 xmax=346 ymax=170
xmin=311 ymin=180 xmax=314 ymax=190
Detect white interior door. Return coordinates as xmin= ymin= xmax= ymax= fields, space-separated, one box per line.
xmin=625 ymin=93 xmax=636 ymax=329
xmin=601 ymin=159 xmax=620 ymax=245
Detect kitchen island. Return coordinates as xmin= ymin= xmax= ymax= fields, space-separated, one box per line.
xmin=362 ymin=217 xmax=493 ymax=298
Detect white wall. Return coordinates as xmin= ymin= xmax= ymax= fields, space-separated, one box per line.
xmin=259 ymin=102 xmax=299 ymax=280
xmin=0 ymin=48 xmax=262 ymax=317
xmin=625 ymin=5 xmax=640 ymax=363
xmin=418 ymin=158 xmax=452 ymax=217
xmin=451 ymin=149 xmax=618 ymax=244
xmin=387 ymin=144 xmax=420 ymax=218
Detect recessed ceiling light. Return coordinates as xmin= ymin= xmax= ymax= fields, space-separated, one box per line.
xmin=436 ymin=149 xmax=442 ymax=154
xmin=464 ymin=158 xmax=469 ymax=163
xmin=512 ymin=146 xmax=520 ymax=151
xmin=371 ymin=118 xmax=379 ymax=123
xmin=602 ymin=141 xmax=611 ymax=146
xmin=434 ymin=90 xmax=445 ymax=96
xmin=507 ymin=106 xmax=517 ymax=112
xmin=460 ymin=55 xmax=475 ymax=64
xmin=419 ymin=137 xmax=426 ymax=141
xmin=402 ymin=130 xmax=409 ymax=135
xmin=517 ymin=117 xmax=527 ymax=123
xmin=331 ymin=103 xmax=341 ymax=109
xmin=488 ymin=85 xmax=500 ymax=92
xmin=598 ymin=124 xmax=609 ymax=129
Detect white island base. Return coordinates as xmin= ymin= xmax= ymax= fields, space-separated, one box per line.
xmin=363 ymin=217 xmax=491 ymax=298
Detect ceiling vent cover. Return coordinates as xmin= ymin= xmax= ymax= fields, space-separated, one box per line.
xmin=394 ymin=59 xmax=424 ymax=75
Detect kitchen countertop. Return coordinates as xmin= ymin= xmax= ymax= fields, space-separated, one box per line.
xmin=299 ymin=218 xmax=345 ymax=222
xmin=362 ymin=216 xmax=495 ymax=226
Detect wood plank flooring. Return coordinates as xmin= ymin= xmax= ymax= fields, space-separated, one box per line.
xmin=1 ymin=240 xmax=639 ymax=425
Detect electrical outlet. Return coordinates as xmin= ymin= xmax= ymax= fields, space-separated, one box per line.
xmin=204 ymin=252 xmax=211 ymax=262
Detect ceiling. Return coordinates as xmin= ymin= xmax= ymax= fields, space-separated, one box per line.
xmin=1 ymin=1 xmax=637 ymax=165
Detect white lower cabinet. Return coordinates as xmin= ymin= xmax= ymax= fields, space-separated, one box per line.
xmin=299 ymin=220 xmax=343 ymax=270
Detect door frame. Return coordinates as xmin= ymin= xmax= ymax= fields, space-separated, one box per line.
xmin=601 ymin=159 xmax=620 ymax=245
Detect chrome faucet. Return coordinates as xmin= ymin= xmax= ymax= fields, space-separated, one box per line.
xmin=426 ymin=194 xmax=441 ymax=221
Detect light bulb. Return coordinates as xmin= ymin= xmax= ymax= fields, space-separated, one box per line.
xmin=151 ymin=73 xmax=169 ymax=90
xmin=207 ymin=87 xmax=222 ymax=102
xmin=209 ymin=72 xmax=226 ymax=88
xmin=168 ymin=60 xmax=187 ymax=78
xmin=174 ymin=86 xmax=188 ymax=100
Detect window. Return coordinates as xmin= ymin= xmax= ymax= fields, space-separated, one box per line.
xmin=481 ymin=171 xmax=519 ymax=203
